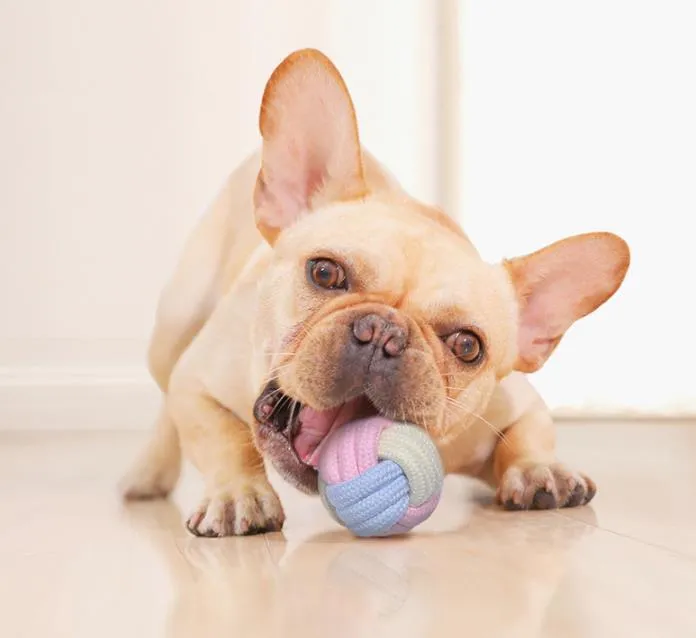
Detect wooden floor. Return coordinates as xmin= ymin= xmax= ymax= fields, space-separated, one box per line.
xmin=2 ymin=422 xmax=696 ymax=637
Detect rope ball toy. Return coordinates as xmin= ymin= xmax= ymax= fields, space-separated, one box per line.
xmin=316 ymin=416 xmax=444 ymax=537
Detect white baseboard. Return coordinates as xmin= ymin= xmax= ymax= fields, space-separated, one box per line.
xmin=551 ymin=406 xmax=696 ymax=420
xmin=0 ymin=368 xmax=693 ymax=431
xmin=0 ymin=368 xmax=160 ymax=431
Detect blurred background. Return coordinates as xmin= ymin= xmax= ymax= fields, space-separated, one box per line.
xmin=1 ymin=0 xmax=694 ymax=431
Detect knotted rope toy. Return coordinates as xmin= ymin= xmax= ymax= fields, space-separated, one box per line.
xmin=316 ymin=416 xmax=444 ymax=537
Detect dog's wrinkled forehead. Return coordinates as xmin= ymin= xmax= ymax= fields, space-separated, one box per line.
xmin=272 ymin=199 xmax=516 ymax=326
xmin=276 ymin=200 xmax=470 ymax=273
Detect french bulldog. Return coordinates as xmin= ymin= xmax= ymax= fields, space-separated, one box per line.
xmin=121 ymin=49 xmax=630 ymax=537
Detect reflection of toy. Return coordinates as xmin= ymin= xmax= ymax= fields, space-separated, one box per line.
xmin=317 ymin=417 xmax=444 ymax=537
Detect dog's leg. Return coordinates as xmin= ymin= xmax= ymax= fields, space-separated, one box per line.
xmin=169 ymin=388 xmax=285 ymax=537
xmin=492 ymin=407 xmax=596 ymax=510
xmin=120 ymin=401 xmax=182 ymax=499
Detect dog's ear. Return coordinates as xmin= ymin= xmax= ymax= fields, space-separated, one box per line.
xmin=254 ymin=49 xmax=366 ymax=244
xmin=505 ymin=232 xmax=630 ymax=373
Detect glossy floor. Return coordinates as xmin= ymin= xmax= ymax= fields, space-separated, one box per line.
xmin=2 ymin=422 xmax=696 ymax=637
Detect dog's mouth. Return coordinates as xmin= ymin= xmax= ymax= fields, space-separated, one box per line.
xmin=253 ymin=380 xmax=379 ymax=469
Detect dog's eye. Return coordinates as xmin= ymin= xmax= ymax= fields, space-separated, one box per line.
xmin=445 ymin=330 xmax=483 ymax=364
xmin=307 ymin=258 xmax=348 ymax=290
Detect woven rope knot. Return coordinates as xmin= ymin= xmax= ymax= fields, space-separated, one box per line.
xmin=317 ymin=417 xmax=444 ymax=537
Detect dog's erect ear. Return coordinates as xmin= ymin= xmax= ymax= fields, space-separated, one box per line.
xmin=505 ymin=232 xmax=630 ymax=373
xmin=254 ymin=49 xmax=366 ymax=244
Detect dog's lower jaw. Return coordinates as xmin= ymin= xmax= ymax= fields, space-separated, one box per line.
xmin=252 ymin=380 xmax=378 ymax=492
xmin=255 ymin=424 xmax=319 ymax=494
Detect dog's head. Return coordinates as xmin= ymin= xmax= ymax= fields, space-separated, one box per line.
xmin=251 ymin=50 xmax=630 ymax=493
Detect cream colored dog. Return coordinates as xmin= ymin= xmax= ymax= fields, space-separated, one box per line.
xmin=121 ymin=49 xmax=630 ymax=537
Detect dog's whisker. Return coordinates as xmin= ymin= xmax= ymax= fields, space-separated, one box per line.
xmin=444 ymin=385 xmax=485 ymax=397
xmin=268 ymin=362 xmax=294 ymax=376
xmin=399 ymin=400 xmax=408 ymax=423
xmin=287 ymin=399 xmax=300 ymax=432
xmin=266 ymin=360 xmax=295 ymax=371
xmin=269 ymin=393 xmax=292 ymax=417
xmin=445 ymin=396 xmax=511 ymax=450
xmin=444 ymin=385 xmax=487 ymax=406
xmin=260 ymin=386 xmax=285 ymax=401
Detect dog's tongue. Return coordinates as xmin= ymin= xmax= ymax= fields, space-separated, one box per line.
xmin=293 ymin=406 xmax=342 ymax=467
xmin=294 ymin=397 xmax=374 ymax=467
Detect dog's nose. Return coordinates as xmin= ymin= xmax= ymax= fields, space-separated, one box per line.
xmin=352 ymin=313 xmax=408 ymax=357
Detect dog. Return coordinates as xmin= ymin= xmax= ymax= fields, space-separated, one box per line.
xmin=121 ymin=49 xmax=630 ymax=537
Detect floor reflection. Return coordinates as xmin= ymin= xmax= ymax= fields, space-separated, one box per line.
xmin=122 ymin=492 xmax=596 ymax=638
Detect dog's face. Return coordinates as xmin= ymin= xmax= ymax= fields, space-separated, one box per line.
xmin=250 ymin=50 xmax=629 ymax=493
xmin=253 ymin=201 xmax=518 ymax=491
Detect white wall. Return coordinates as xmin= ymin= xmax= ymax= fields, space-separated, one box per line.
xmin=460 ymin=1 xmax=696 ymax=415
xmin=0 ymin=1 xmax=441 ymax=428
xmin=2 ymin=0 xmax=692 ymax=428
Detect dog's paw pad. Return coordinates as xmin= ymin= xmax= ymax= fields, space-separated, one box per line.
xmin=186 ymin=486 xmax=285 ymax=537
xmin=497 ymin=462 xmax=595 ymax=511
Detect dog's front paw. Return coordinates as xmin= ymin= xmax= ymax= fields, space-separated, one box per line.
xmin=186 ymin=483 xmax=285 ymax=537
xmin=497 ymin=461 xmax=596 ymax=511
